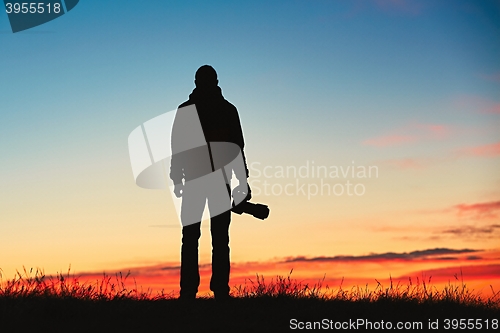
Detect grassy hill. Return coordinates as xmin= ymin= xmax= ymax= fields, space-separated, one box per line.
xmin=1 ymin=268 xmax=498 ymax=332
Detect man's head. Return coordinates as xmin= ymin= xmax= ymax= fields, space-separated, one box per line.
xmin=195 ymin=65 xmax=218 ymax=88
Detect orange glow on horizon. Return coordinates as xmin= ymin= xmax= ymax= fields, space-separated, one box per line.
xmin=68 ymin=249 xmax=500 ymax=298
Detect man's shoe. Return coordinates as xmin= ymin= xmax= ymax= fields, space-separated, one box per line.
xmin=178 ymin=293 xmax=196 ymax=301
xmin=214 ymin=293 xmax=233 ymax=301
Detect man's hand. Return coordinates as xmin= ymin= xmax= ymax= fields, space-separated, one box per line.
xmin=174 ymin=183 xmax=184 ymax=198
xmin=232 ymin=182 xmax=251 ymax=204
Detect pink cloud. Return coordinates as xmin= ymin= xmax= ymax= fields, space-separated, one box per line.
xmin=378 ymin=141 xmax=498 ymax=171
xmin=457 ymin=142 xmax=500 ymax=157
xmin=453 ymin=201 xmax=500 ymax=219
xmin=453 ymin=95 xmax=500 ymax=114
xmin=363 ymin=122 xmax=452 ymax=147
xmin=418 ymin=124 xmax=449 ymax=137
xmin=487 ymin=104 xmax=500 ymax=114
xmin=432 ymin=201 xmax=500 ymax=222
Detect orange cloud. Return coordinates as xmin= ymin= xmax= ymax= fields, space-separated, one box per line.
xmin=456 ymin=142 xmax=500 ymax=157
xmin=452 ymin=201 xmax=500 ymax=220
xmin=384 ymin=263 xmax=500 ymax=298
xmin=401 ymin=264 xmax=500 ymax=284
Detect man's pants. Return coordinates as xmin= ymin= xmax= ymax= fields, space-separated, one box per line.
xmin=180 ymin=211 xmax=231 ymax=297
xmin=179 ymin=176 xmax=232 ymax=297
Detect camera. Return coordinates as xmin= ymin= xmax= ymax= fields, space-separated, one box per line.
xmin=231 ymin=185 xmax=270 ymax=220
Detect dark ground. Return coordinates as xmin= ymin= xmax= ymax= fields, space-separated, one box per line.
xmin=1 ymin=296 xmax=498 ymax=332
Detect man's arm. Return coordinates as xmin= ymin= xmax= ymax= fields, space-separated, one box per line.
xmin=170 ymin=106 xmax=185 ymax=197
xmin=231 ymin=105 xmax=249 ymax=180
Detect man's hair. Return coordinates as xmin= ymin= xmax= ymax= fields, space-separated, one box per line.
xmin=195 ymin=65 xmax=218 ymax=87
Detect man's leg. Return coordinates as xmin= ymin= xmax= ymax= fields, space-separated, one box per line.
xmin=180 ymin=222 xmax=201 ymax=298
xmin=209 ymin=210 xmax=231 ymax=296
xmin=179 ymin=181 xmax=206 ymax=298
xmin=205 ymin=170 xmax=232 ymax=297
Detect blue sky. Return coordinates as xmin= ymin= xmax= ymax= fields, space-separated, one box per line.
xmin=0 ymin=0 xmax=499 ymax=279
xmin=1 ymin=1 xmax=498 ymax=159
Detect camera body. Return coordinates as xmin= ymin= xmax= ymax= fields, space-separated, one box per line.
xmin=231 ymin=185 xmax=270 ymax=220
xmin=232 ymin=201 xmax=270 ymax=220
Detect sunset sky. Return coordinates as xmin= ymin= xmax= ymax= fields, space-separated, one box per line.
xmin=1 ymin=1 xmax=499 ymax=297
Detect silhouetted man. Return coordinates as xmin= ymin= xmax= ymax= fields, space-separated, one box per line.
xmin=170 ymin=65 xmax=249 ymax=300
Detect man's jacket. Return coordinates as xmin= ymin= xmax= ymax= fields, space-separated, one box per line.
xmin=170 ymin=86 xmax=248 ymax=185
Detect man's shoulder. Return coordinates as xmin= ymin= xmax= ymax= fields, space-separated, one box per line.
xmin=224 ymin=99 xmax=237 ymax=111
xmin=178 ymin=98 xmax=237 ymax=113
xmin=178 ymin=100 xmax=193 ymax=109
xmin=218 ymin=98 xmax=238 ymax=114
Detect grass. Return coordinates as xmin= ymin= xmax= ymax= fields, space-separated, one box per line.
xmin=0 ymin=266 xmax=168 ymax=301
xmin=1 ymin=267 xmax=499 ymax=332
xmin=234 ymin=269 xmax=500 ymax=306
